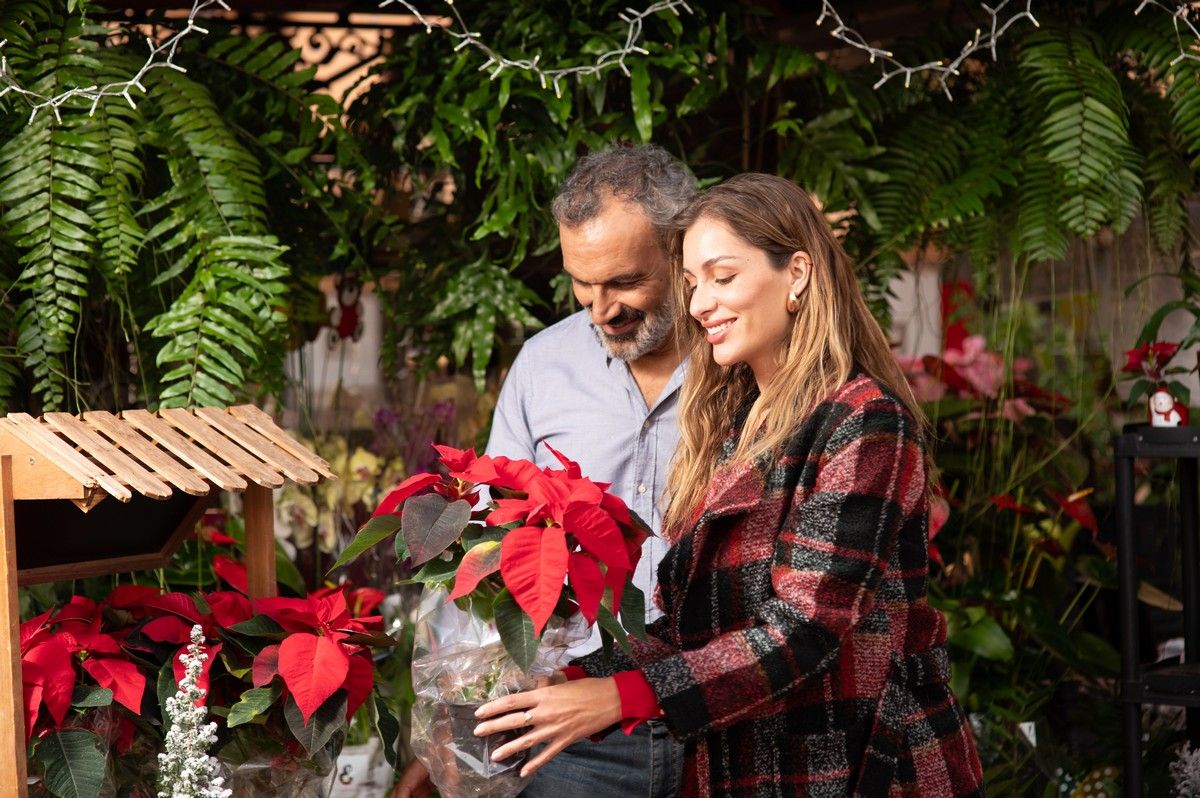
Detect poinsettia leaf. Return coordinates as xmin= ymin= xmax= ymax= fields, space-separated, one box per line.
xmin=71 ymin=685 xmax=112 ymax=709
xmin=619 ymin=582 xmax=646 ymax=640
xmin=156 ymin=663 xmax=176 ymax=720
xmin=329 ymin=514 xmax=403 ymax=573
xmin=252 ymin=644 xmax=280 ymax=688
xmin=227 ymin=684 xmax=282 ymax=728
xmin=228 ymin=615 xmax=286 ymax=638
xmin=500 ymin=525 xmax=569 ymax=634
xmin=449 ymin=540 xmax=502 ymax=600
xmin=34 ymin=729 xmax=107 ymax=798
xmin=207 ymin=591 xmax=253 ymax=629
xmin=494 ymin=589 xmax=539 ymax=672
xmin=172 ymin=642 xmax=222 ymax=707
xmin=284 ymin=690 xmax=348 ymax=757
xmin=140 ymin=615 xmax=193 ymax=644
xmin=344 ymin=653 xmax=374 ymax=718
xmin=403 ymin=494 xmax=473 ymax=566
xmin=566 ymin=553 xmax=605 ymax=624
xmin=597 ymin=604 xmax=631 ymax=655
xmin=371 ymin=693 xmax=401 ymax=769
xmin=563 ymin=505 xmax=630 ymax=571
xmin=338 ymin=629 xmax=401 ymax=648
xmin=373 ymin=473 xmax=442 ymax=517
xmin=24 ymin=638 xmax=76 ymax=727
xmin=81 ymin=657 xmax=145 ymax=715
xmin=213 ymin=555 xmax=248 ymax=594
xmin=278 ymin=633 xmax=349 ymax=723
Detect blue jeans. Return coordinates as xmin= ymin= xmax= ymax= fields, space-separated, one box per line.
xmin=520 ymin=721 xmax=683 ymax=798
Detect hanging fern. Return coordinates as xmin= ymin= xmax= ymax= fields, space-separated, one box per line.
xmin=0 ymin=10 xmax=105 ymax=411
xmin=140 ymin=66 xmax=288 ymax=407
xmin=1020 ymin=27 xmax=1140 ymax=238
xmin=0 ymin=0 xmax=375 ymax=412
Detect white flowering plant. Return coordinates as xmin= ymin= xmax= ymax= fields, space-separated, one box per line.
xmin=157 ymin=625 xmax=231 ymax=798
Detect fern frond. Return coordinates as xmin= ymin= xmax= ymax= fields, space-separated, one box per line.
xmin=1012 ymin=154 xmax=1068 ymax=263
xmin=1020 ymin=27 xmax=1138 ymax=238
xmin=141 ymin=67 xmax=288 ymax=407
xmin=0 ymin=9 xmax=104 ymax=410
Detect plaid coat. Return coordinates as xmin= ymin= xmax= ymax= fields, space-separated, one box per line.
xmin=581 ymin=374 xmax=984 ymax=797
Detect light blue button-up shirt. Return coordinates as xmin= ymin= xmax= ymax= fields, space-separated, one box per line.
xmin=486 ymin=310 xmax=684 ymax=652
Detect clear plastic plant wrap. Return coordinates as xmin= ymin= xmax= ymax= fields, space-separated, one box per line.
xmin=408 ymin=588 xmax=587 ymax=798
xmin=218 ymin=733 xmax=342 ymax=798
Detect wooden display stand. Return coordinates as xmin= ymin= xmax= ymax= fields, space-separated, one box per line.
xmin=0 ymin=405 xmax=335 ymax=797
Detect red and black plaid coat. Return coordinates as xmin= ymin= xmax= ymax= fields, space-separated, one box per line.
xmin=582 ymin=374 xmax=984 ymax=797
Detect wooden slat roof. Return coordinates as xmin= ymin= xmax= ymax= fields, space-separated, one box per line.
xmin=0 ymin=405 xmax=333 ymax=502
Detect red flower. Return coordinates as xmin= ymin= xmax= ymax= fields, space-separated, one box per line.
xmin=1049 ymin=489 xmax=1098 ymax=536
xmin=1122 ymin=341 xmax=1180 ymax=380
xmin=991 ymin=494 xmax=1037 ymax=514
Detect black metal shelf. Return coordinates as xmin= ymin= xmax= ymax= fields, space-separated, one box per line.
xmin=1116 ymin=432 xmax=1200 ymax=798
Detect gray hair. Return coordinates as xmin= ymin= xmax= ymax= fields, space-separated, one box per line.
xmin=551 ymin=144 xmax=697 ymax=243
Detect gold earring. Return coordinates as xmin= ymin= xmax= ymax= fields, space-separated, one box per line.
xmin=786 ymin=291 xmax=800 ymax=313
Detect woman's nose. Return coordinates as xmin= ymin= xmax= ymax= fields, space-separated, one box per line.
xmin=689 ymin=282 xmax=715 ymax=320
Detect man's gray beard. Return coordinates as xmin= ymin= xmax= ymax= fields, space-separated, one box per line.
xmin=593 ymin=304 xmax=675 ymax=361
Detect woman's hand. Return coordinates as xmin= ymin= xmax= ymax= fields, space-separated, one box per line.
xmin=473 ymin=676 xmax=623 ymax=778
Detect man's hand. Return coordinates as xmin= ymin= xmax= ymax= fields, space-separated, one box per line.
xmin=390 ymin=759 xmax=435 ymax=798
xmin=473 ymin=677 xmax=622 ymax=779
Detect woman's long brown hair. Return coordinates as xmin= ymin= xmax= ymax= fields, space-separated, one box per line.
xmin=662 ymin=173 xmax=930 ymax=533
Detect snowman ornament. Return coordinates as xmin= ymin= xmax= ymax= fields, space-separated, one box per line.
xmin=1149 ymin=386 xmax=1188 ymax=427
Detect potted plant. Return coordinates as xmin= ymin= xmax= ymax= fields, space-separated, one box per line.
xmin=1120 ymin=340 xmax=1191 ymax=426
xmin=333 ymin=443 xmax=649 ymax=798
xmin=21 ymin=565 xmax=401 ymax=798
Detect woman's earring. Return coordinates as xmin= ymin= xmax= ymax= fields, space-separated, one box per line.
xmin=786 ymin=291 xmax=800 ymax=314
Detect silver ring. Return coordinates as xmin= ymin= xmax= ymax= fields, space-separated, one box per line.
xmin=522 ymin=710 xmax=532 ymax=725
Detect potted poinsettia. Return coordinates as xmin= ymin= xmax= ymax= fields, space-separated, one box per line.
xmin=333 ymin=443 xmax=649 ymax=798
xmin=1121 ymin=339 xmax=1192 ymax=426
xmin=21 ymin=562 xmax=401 ymax=798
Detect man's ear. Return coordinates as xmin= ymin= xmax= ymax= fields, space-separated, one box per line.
xmin=789 ymin=251 xmax=812 ymax=297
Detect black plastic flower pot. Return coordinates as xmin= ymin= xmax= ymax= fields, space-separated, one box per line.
xmin=440 ymin=700 xmax=529 ymax=779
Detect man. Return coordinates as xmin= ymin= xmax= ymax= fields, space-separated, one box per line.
xmin=393 ymin=144 xmax=696 ymax=798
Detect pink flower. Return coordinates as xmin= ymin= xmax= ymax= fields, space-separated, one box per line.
xmin=943 ymin=335 xmax=1005 ymax=398
xmin=895 ymin=355 xmax=947 ymax=402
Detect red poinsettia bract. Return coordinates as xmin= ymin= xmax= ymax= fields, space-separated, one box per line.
xmin=375 ymin=443 xmax=647 ymax=636
xmin=1122 ymin=341 xmax=1180 ymax=381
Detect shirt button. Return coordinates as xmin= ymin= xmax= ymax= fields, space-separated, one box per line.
xmin=637 ymin=484 xmax=647 ymax=494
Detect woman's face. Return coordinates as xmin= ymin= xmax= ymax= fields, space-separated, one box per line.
xmin=681 ymin=216 xmax=809 ymax=388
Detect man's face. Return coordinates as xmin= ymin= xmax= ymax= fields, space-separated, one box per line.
xmin=559 ymin=197 xmax=674 ymax=361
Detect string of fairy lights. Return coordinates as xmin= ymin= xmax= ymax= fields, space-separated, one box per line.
xmin=379 ymin=0 xmax=693 ymax=98
xmin=816 ymin=0 xmax=1039 ymax=99
xmin=0 ymin=0 xmax=1196 ymax=123
xmin=1133 ymin=1 xmax=1200 ymax=64
xmin=0 ymin=0 xmax=230 ymax=123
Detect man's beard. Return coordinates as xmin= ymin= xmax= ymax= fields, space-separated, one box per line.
xmin=592 ymin=299 xmax=674 ymax=361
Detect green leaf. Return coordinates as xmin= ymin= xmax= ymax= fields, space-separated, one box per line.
xmin=329 ymin=514 xmax=403 ymax=573
xmin=401 ymin=494 xmax=472 ymax=566
xmin=495 ymin=589 xmax=538 ymax=672
xmin=372 ymin=693 xmax=401 ymax=769
xmin=619 ymin=582 xmax=646 ymax=640
xmin=630 ymin=61 xmax=653 ymax=143
xmin=34 ymin=729 xmax=107 ymax=798
xmin=947 ymin=615 xmax=1013 ymax=661
xmin=227 ymin=683 xmax=282 ymax=727
xmin=71 ymin=685 xmax=113 ymax=708
xmin=284 ymin=690 xmax=348 ymax=757
xmin=227 ymin=615 xmax=286 ymax=637
xmin=597 ymin=604 xmax=631 ymax=655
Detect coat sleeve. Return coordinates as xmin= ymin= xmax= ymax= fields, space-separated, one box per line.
xmin=639 ymin=397 xmax=928 ymax=741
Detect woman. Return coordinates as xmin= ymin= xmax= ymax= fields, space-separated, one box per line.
xmin=475 ymin=173 xmax=984 ymax=796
